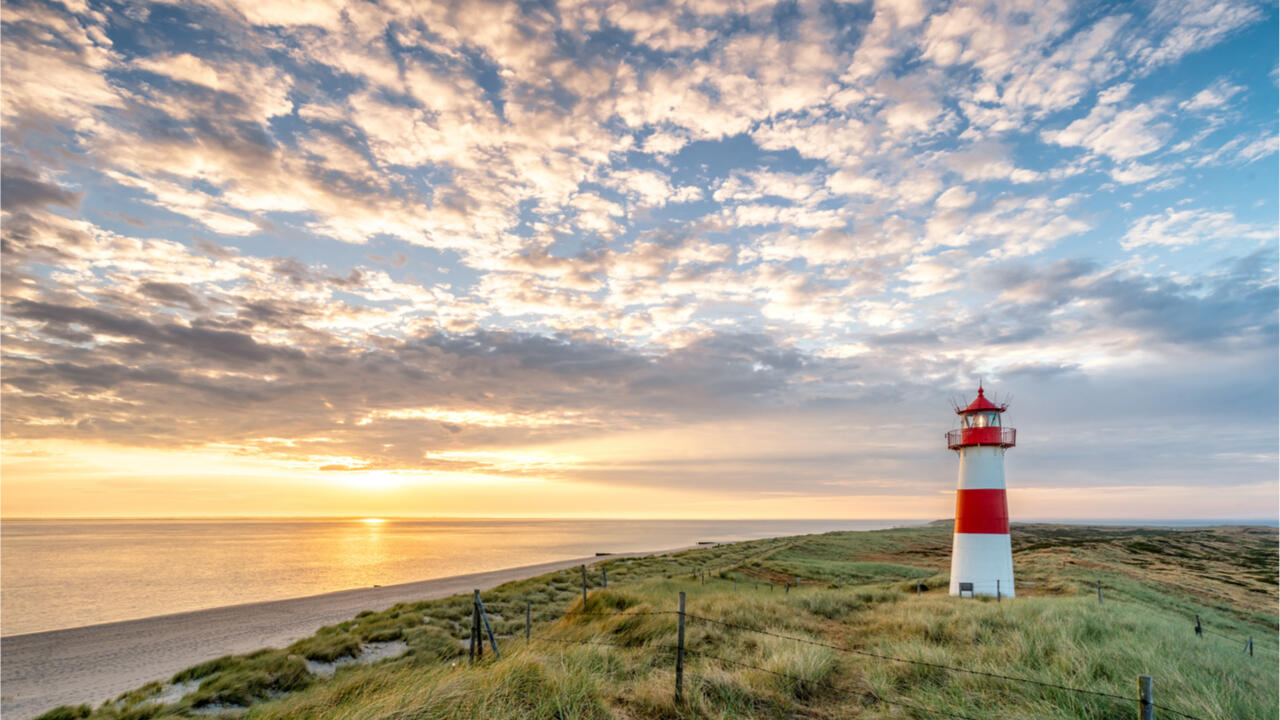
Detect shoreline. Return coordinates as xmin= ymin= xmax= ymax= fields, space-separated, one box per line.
xmin=0 ymin=544 xmax=693 ymax=720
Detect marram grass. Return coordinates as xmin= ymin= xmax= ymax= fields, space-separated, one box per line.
xmin=38 ymin=523 xmax=1278 ymax=720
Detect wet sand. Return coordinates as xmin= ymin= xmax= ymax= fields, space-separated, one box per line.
xmin=1 ymin=547 xmax=690 ymax=719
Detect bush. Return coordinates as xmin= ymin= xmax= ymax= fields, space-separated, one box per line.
xmin=189 ymin=652 xmax=312 ymax=708
xmin=171 ymin=655 xmax=236 ymax=683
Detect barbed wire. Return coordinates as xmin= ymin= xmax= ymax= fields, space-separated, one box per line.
xmin=566 ymin=610 xmax=675 ymax=617
xmin=529 ymin=636 xmax=679 ymax=652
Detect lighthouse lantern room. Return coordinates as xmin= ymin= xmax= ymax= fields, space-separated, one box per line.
xmin=946 ymin=385 xmax=1016 ymax=598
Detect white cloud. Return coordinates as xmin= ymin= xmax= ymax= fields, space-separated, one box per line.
xmin=1130 ymin=0 xmax=1264 ymax=72
xmin=1180 ymin=78 xmax=1245 ymax=112
xmin=1097 ymin=83 xmax=1133 ymax=105
xmin=1121 ymin=208 xmax=1274 ymax=249
xmin=935 ymin=186 xmax=976 ymax=209
xmin=1045 ymin=101 xmax=1170 ymax=161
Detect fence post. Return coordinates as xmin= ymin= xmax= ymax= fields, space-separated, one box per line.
xmin=997 ymin=579 xmax=1001 ymax=602
xmin=1138 ymin=674 xmax=1154 ymax=720
xmin=1097 ymin=581 xmax=1103 ymax=605
xmin=917 ymin=581 xmax=922 ymax=596
xmin=581 ymin=565 xmax=588 ymax=605
xmin=473 ymin=589 xmax=481 ymax=655
xmin=675 ymin=591 xmax=686 ymax=704
xmin=471 ymin=594 xmax=481 ymax=661
xmin=1195 ymin=615 xmax=1202 ymax=638
xmin=785 ymin=582 xmax=790 ymax=594
xmin=1246 ymin=637 xmax=1253 ymax=657
xmin=476 ymin=590 xmax=500 ymax=659
xmin=526 ymin=601 xmax=531 ymax=643
xmin=603 ymin=568 xmax=607 ymax=588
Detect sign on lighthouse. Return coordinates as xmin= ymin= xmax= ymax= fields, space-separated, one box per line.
xmin=946 ymin=385 xmax=1016 ymax=598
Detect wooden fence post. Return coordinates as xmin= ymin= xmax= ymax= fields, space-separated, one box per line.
xmin=472 ymin=592 xmax=483 ymax=662
xmin=1138 ymin=674 xmax=1153 ymax=720
xmin=997 ymin=579 xmax=1001 ymax=602
xmin=675 ymin=591 xmax=686 ymax=704
xmin=1246 ymin=637 xmax=1253 ymax=657
xmin=581 ymin=565 xmax=588 ymax=605
xmin=471 ymin=594 xmax=481 ymax=661
xmin=785 ymin=582 xmax=790 ymax=594
xmin=475 ymin=590 xmax=500 ymax=659
xmin=917 ymin=581 xmax=922 ymax=596
xmin=1195 ymin=615 xmax=1202 ymax=638
xmin=602 ymin=568 xmax=607 ymax=588
xmin=526 ymin=601 xmax=531 ymax=643
xmin=1097 ymin=581 xmax=1103 ymax=605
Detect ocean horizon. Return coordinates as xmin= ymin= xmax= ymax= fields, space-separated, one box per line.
xmin=2 ymin=517 xmax=927 ymax=636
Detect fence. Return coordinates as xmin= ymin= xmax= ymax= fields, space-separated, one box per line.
xmin=458 ymin=564 xmax=1249 ymax=720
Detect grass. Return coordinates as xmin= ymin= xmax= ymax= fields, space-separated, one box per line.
xmin=36 ymin=523 xmax=1278 ymax=720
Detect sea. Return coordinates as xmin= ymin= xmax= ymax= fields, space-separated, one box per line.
xmin=0 ymin=517 xmax=922 ymax=637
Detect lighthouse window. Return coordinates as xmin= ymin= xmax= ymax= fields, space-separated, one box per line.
xmin=965 ymin=411 xmax=1001 ymax=428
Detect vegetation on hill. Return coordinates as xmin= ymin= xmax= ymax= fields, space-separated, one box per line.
xmin=37 ymin=523 xmax=1278 ymax=720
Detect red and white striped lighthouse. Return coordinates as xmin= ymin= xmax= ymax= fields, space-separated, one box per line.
xmin=946 ymin=385 xmax=1016 ymax=598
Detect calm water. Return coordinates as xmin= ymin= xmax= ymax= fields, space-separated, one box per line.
xmin=1 ymin=517 xmax=918 ymax=636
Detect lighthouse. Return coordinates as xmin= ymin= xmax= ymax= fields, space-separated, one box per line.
xmin=946 ymin=385 xmax=1016 ymax=598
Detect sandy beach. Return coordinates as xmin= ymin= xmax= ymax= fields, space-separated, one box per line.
xmin=1 ymin=547 xmax=688 ymax=720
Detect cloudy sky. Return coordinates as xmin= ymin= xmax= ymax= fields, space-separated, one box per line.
xmin=2 ymin=0 xmax=1276 ymax=519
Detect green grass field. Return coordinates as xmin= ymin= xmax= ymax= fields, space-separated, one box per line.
xmin=40 ymin=522 xmax=1278 ymax=720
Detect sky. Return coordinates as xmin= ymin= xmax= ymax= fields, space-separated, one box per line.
xmin=1 ymin=0 xmax=1276 ymax=520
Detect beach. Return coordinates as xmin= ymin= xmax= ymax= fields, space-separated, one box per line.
xmin=1 ymin=547 xmax=687 ymax=720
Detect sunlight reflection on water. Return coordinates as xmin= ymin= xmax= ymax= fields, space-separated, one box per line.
xmin=1 ymin=517 xmax=918 ymax=635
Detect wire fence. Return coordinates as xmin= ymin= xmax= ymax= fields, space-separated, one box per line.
xmin=463 ymin=580 xmax=1233 ymax=720
xmin=455 ymin=558 xmax=1276 ymax=720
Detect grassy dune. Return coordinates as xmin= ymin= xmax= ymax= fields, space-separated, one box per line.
xmin=41 ymin=523 xmax=1278 ymax=720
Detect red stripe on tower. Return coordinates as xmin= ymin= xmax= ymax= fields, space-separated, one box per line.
xmin=954 ymin=488 xmax=1009 ymax=534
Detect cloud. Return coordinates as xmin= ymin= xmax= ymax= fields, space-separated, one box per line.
xmin=1180 ymin=78 xmax=1246 ymax=112
xmin=1130 ymin=0 xmax=1265 ymax=72
xmin=0 ymin=165 xmax=82 ymax=211
xmin=1044 ymin=100 xmax=1170 ymax=161
xmin=1121 ymin=208 xmax=1274 ymax=249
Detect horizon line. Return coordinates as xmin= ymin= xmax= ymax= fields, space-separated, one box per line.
xmin=3 ymin=515 xmax=1276 ymax=524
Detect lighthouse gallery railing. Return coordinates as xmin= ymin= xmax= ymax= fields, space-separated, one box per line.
xmin=946 ymin=427 xmax=1016 ymax=450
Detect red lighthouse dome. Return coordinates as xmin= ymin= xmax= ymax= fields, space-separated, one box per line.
xmin=946 ymin=386 xmax=1016 ymax=450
